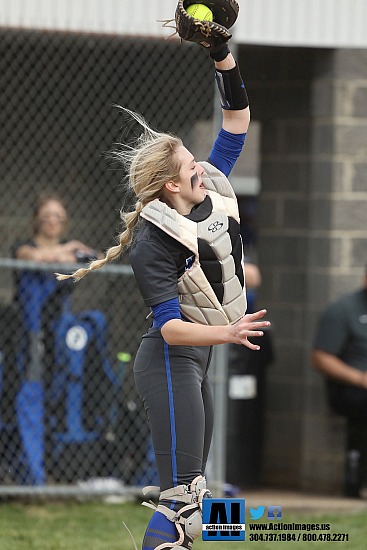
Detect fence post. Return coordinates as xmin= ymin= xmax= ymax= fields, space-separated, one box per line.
xmin=208 ymin=343 xmax=228 ymax=497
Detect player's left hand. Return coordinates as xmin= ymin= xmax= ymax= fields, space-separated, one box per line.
xmin=230 ymin=309 xmax=271 ymax=350
xmin=175 ymin=0 xmax=239 ymax=52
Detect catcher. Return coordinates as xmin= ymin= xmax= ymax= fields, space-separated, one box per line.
xmin=57 ymin=1 xmax=269 ymax=548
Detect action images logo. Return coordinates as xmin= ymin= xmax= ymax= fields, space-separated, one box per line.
xmin=202 ymin=498 xmax=245 ymax=541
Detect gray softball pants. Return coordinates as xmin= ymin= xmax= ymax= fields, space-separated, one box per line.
xmin=134 ymin=326 xmax=214 ymax=491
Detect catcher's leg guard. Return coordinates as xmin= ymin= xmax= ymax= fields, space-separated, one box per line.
xmin=143 ymin=475 xmax=212 ymax=550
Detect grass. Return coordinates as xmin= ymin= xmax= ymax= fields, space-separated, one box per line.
xmin=0 ymin=500 xmax=366 ymax=549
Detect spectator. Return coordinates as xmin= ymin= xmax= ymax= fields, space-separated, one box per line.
xmin=311 ymin=265 xmax=367 ymax=498
xmin=244 ymin=260 xmax=262 ymax=313
xmin=10 ymin=192 xmax=99 ymax=485
xmin=13 ymin=192 xmax=97 ymax=264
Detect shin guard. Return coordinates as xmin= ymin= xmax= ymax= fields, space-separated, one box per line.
xmin=142 ymin=476 xmax=212 ymax=549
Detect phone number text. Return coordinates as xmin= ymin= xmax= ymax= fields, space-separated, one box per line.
xmin=249 ymin=532 xmax=349 ymax=542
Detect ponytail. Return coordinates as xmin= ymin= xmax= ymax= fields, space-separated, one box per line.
xmin=56 ymin=107 xmax=182 ymax=283
xmin=56 ymin=201 xmax=143 ymax=281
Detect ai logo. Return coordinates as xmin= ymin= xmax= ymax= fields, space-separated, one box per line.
xmin=202 ymin=498 xmax=245 ymax=541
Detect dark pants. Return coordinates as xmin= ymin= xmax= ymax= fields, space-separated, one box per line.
xmin=134 ymin=327 xmax=213 ymax=491
xmin=327 ymin=380 xmax=367 ymax=493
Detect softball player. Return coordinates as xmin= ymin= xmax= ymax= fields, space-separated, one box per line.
xmin=57 ymin=2 xmax=270 ymax=547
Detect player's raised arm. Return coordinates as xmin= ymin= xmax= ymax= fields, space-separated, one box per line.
xmin=175 ymin=0 xmax=249 ymax=135
xmin=214 ymin=50 xmax=250 ymax=135
xmin=175 ymin=1 xmax=249 ymax=178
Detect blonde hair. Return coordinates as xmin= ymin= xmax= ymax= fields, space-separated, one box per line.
xmin=56 ymin=108 xmax=183 ymax=282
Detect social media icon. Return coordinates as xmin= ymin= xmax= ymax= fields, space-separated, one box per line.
xmin=268 ymin=505 xmax=282 ymax=520
xmin=250 ymin=506 xmax=265 ymax=520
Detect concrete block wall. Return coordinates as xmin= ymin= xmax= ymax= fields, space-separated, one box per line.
xmin=240 ymin=46 xmax=367 ymax=493
xmin=303 ymin=49 xmax=367 ymax=492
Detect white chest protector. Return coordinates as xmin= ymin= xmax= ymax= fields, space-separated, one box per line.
xmin=140 ymin=161 xmax=247 ymax=326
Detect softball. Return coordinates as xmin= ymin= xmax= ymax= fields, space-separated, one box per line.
xmin=186 ymin=3 xmax=214 ymax=22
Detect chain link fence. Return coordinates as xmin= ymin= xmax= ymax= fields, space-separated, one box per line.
xmin=0 ymin=26 xmax=218 ymax=494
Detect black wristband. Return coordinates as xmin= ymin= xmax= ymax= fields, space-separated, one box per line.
xmin=210 ymin=44 xmax=230 ymax=62
xmin=215 ymin=63 xmax=249 ymax=110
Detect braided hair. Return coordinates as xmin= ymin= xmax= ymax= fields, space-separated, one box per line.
xmin=56 ymin=109 xmax=182 ymax=281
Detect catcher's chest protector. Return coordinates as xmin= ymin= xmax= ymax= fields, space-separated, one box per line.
xmin=141 ymin=161 xmax=247 ymax=325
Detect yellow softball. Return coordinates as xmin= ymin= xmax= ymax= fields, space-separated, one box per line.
xmin=186 ymin=3 xmax=214 ymax=22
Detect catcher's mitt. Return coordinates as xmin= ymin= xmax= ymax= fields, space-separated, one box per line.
xmin=175 ymin=0 xmax=239 ymax=52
